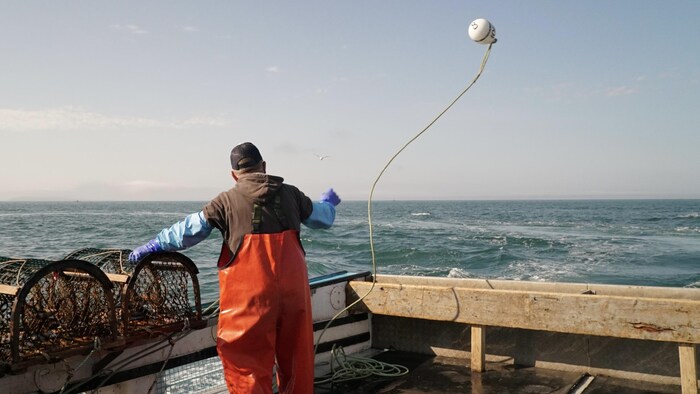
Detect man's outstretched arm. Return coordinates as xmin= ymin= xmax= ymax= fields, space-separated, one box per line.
xmin=129 ymin=211 xmax=213 ymax=262
xmin=303 ymin=188 xmax=341 ymax=229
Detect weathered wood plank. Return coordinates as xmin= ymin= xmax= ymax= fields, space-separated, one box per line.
xmin=104 ymin=273 xmax=129 ymax=283
xmin=373 ymin=274 xmax=700 ymax=301
xmin=348 ymin=281 xmax=700 ymax=343
xmin=678 ymin=344 xmax=698 ymax=394
xmin=0 ymin=284 xmax=19 ymax=295
xmin=62 ymin=271 xmax=129 ymax=283
xmin=471 ymin=325 xmax=485 ymax=372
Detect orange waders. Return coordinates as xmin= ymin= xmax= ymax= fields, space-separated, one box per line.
xmin=216 ymin=229 xmax=314 ymax=394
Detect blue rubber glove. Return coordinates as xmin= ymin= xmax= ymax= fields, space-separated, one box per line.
xmin=128 ymin=239 xmax=162 ymax=262
xmin=320 ymin=188 xmax=341 ymax=206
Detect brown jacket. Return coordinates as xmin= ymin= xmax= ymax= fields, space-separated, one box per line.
xmin=202 ymin=173 xmax=313 ymax=255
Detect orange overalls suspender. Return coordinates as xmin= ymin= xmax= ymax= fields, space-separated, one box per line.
xmin=216 ymin=197 xmax=315 ymax=394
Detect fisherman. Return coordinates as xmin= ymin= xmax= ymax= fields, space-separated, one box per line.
xmin=129 ymin=142 xmax=341 ymax=393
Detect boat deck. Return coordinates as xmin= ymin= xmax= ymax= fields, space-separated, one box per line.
xmin=314 ymin=351 xmax=680 ymax=394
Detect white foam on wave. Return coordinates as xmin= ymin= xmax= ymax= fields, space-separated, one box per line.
xmin=447 ymin=267 xmax=472 ymax=278
xmin=411 ymin=212 xmax=431 ymax=216
xmin=488 ymin=235 xmax=507 ymax=246
xmin=685 ymin=281 xmax=700 ymax=288
xmin=677 ymin=212 xmax=699 ymax=219
xmin=128 ymin=211 xmax=191 ymax=217
xmin=675 ymin=226 xmax=700 ymax=233
xmin=500 ymin=260 xmax=578 ymax=282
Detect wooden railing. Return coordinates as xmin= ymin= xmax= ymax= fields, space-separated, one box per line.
xmin=348 ymin=275 xmax=700 ymax=394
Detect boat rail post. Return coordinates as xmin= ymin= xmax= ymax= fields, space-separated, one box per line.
xmin=471 ymin=325 xmax=486 ymax=372
xmin=678 ymin=343 xmax=698 ymax=394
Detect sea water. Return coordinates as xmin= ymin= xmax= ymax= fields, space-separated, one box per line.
xmin=0 ymin=199 xmax=698 ymax=304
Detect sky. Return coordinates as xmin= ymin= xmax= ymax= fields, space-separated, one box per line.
xmin=1 ymin=1 xmax=699 ymax=201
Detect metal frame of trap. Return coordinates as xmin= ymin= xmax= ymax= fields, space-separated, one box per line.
xmin=0 ymin=257 xmax=121 ymax=373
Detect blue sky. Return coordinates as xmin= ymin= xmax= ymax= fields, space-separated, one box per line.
xmin=1 ymin=1 xmax=699 ymax=201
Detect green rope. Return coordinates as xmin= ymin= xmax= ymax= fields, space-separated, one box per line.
xmin=314 ymin=345 xmax=409 ymax=385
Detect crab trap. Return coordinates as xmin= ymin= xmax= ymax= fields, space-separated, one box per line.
xmin=0 ymin=256 xmax=119 ymax=371
xmin=63 ymin=248 xmax=203 ymax=338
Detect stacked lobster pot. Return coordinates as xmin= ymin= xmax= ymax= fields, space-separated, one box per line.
xmin=63 ymin=248 xmax=203 ymax=338
xmin=0 ymin=256 xmax=119 ymax=372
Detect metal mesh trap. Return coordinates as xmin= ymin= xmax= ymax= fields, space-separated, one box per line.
xmin=63 ymin=248 xmax=134 ymax=311
xmin=64 ymin=248 xmax=203 ymax=337
xmin=0 ymin=256 xmax=118 ymax=370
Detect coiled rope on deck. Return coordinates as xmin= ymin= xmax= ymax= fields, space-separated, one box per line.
xmin=314 ymin=345 xmax=409 ymax=385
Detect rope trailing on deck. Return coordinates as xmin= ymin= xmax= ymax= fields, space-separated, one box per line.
xmin=314 ymin=345 xmax=409 ymax=385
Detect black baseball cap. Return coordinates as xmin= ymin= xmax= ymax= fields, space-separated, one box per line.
xmin=230 ymin=142 xmax=263 ymax=170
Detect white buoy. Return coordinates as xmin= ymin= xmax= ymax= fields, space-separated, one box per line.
xmin=468 ymin=18 xmax=497 ymax=44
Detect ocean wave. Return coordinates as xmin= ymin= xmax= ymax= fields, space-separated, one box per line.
xmin=643 ymin=212 xmax=700 ymax=221
xmin=447 ymin=267 xmax=473 ymax=278
xmin=675 ymin=226 xmax=700 ymax=233
xmin=126 ymin=211 xmax=193 ymax=217
xmin=499 ymin=260 xmax=579 ymax=282
xmin=524 ymin=220 xmax=562 ymax=227
xmin=0 ymin=210 xmax=190 ymax=217
xmin=676 ymin=212 xmax=699 ymax=219
xmin=500 ymin=233 xmax=569 ymax=249
xmin=685 ymin=281 xmax=700 ymax=289
xmin=0 ymin=211 xmax=85 ymax=217
xmin=4 ymin=200 xmax=700 ymax=289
